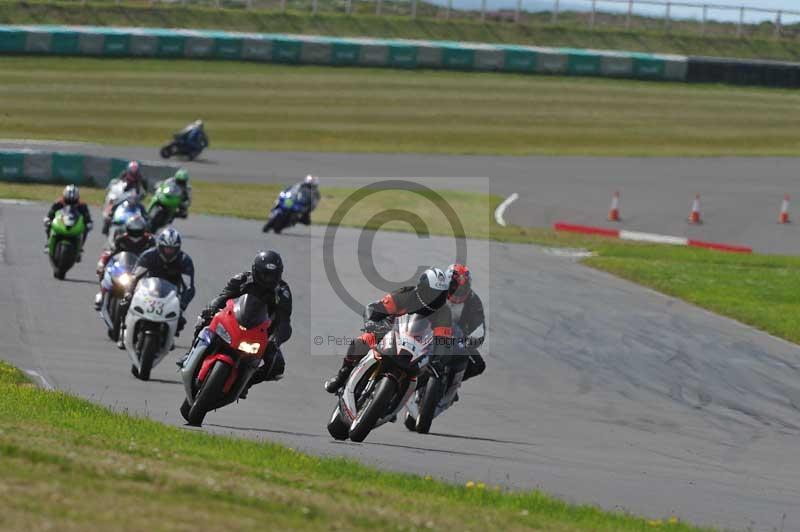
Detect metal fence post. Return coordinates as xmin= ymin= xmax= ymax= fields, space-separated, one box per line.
xmin=515 ymin=0 xmax=521 ymax=23
xmin=552 ymin=0 xmax=559 ymax=24
xmin=411 ymin=0 xmax=417 ymax=19
xmin=375 ymin=0 xmax=381 ymax=16
xmin=280 ymin=0 xmax=286 ymax=13
xmin=246 ymin=0 xmax=253 ymax=9
xmin=625 ymin=0 xmax=632 ymax=30
xmin=664 ymin=1 xmax=671 ymax=32
xmin=775 ymin=10 xmax=782 ymax=38
xmin=737 ymin=7 xmax=744 ymax=37
xmin=589 ymin=0 xmax=596 ymax=30
xmin=481 ymin=0 xmax=486 ymax=22
xmin=345 ymin=0 xmax=352 ymax=15
xmin=446 ymin=0 xmax=452 ymax=19
xmin=701 ymin=4 xmax=707 ymax=35
xmin=312 ymin=0 xmax=318 ymax=15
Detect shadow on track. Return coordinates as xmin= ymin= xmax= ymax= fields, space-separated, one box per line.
xmin=427 ymin=431 xmax=538 ymax=448
xmin=355 ymin=440 xmax=502 ymax=460
xmin=206 ymin=423 xmax=319 ymax=439
xmin=147 ymin=378 xmax=182 ymax=385
xmin=62 ymin=278 xmax=98 ymax=286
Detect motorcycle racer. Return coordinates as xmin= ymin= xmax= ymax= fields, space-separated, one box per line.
xmin=93 ymin=216 xmax=155 ymax=310
xmin=323 ymin=267 xmax=454 ymax=394
xmin=184 ymin=250 xmax=292 ymax=393
xmin=43 ymin=184 xmax=93 ymax=258
xmin=103 ymin=161 xmax=148 ymax=235
xmin=446 ymin=263 xmax=486 ymax=383
xmin=117 ymin=227 xmax=195 ymax=347
xmin=296 ymin=175 xmax=320 ymax=225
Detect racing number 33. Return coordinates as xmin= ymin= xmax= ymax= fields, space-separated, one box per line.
xmin=146 ymin=298 xmax=164 ymax=316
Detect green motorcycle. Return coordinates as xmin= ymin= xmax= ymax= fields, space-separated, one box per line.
xmin=48 ymin=205 xmax=85 ymax=280
xmin=147 ymin=178 xmax=182 ymax=233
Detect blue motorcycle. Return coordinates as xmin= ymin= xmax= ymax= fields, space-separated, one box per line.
xmin=160 ymin=122 xmax=208 ymax=161
xmin=262 ymin=185 xmax=312 ymax=234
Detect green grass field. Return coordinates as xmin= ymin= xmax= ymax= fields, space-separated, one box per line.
xmin=0 ymin=361 xmax=702 ymax=531
xmin=3 ymin=56 xmax=800 ymax=156
xmin=3 ymin=0 xmax=800 ymax=61
xmin=6 ymin=181 xmax=800 ymax=347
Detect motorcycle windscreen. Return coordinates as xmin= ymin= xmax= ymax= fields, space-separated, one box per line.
xmin=233 ymin=294 xmax=269 ymax=329
xmin=111 ymin=251 xmax=139 ymax=270
xmin=382 ymin=314 xmax=434 ymax=364
xmin=138 ymin=277 xmax=178 ymax=299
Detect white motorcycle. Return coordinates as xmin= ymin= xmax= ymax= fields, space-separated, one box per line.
xmin=121 ymin=277 xmax=181 ymax=381
xmin=106 ymin=199 xmax=147 ymax=248
xmin=102 ymin=180 xmax=140 ymax=236
xmin=327 ymin=313 xmax=433 ymax=443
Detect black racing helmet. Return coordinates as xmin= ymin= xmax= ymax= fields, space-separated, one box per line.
xmin=252 ymin=250 xmax=283 ymax=290
xmin=125 ymin=215 xmax=147 ymax=243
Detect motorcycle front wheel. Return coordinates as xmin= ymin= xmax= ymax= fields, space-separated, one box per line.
xmin=415 ymin=377 xmax=444 ymax=434
xmin=348 ymin=377 xmax=397 ymax=443
xmin=187 ymin=362 xmax=230 ymax=427
xmin=327 ymin=404 xmax=349 ymax=441
xmin=136 ymin=333 xmax=160 ymax=381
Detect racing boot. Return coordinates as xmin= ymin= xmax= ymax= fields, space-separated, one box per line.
xmin=324 ymin=365 xmax=353 ymax=394
xmin=93 ymin=292 xmax=102 ymax=311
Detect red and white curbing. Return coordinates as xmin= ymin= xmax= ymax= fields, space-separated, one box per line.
xmin=553 ymin=222 xmax=752 ymax=254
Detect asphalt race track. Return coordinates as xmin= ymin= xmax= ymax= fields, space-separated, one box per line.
xmin=4 ymin=193 xmax=800 ymax=531
xmin=3 ymin=140 xmax=800 ymax=254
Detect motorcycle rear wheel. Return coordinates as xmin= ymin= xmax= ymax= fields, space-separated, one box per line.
xmin=415 ymin=377 xmax=444 ymax=434
xmin=187 ymin=362 xmax=230 ymax=427
xmin=327 ymin=404 xmax=349 ymax=441
xmin=348 ymin=377 xmax=396 ymax=443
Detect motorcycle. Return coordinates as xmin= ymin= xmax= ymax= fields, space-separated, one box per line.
xmin=327 ymin=314 xmax=433 ymax=443
xmin=98 ymin=251 xmax=138 ymax=341
xmin=121 ymin=277 xmax=182 ymax=381
xmin=47 ymin=205 xmax=85 ymax=280
xmin=179 ymin=295 xmax=272 ymax=427
xmin=106 ymin=199 xmax=148 ymax=248
xmin=262 ymin=184 xmax=312 ymax=234
xmin=160 ymin=129 xmax=208 ymax=161
xmin=146 ymin=178 xmax=182 ymax=233
xmin=102 ymin=180 xmax=140 ymax=235
xmin=403 ymin=327 xmax=468 ymax=434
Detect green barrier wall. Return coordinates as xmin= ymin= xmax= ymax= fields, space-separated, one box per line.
xmin=0 ymin=150 xmax=175 ymax=188
xmin=0 ymin=25 xmax=688 ymax=82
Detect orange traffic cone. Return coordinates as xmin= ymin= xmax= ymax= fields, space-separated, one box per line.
xmin=608 ymin=191 xmax=621 ymax=222
xmin=688 ymin=194 xmax=702 ymax=224
xmin=779 ymin=194 xmax=791 ymax=224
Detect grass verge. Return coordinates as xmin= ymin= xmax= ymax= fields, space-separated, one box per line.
xmin=2 ymin=1 xmax=800 ymax=61
xmin=5 ymin=180 xmax=800 ymax=346
xmin=3 ymin=56 xmax=800 ymax=156
xmin=0 ymin=361 xmax=701 ymax=531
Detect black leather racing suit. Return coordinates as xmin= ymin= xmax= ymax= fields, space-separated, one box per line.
xmin=120 ymin=248 xmax=196 ymax=335
xmin=195 ymin=272 xmax=293 ymax=383
xmin=340 ymin=286 xmax=453 ymax=369
xmin=448 ymin=291 xmax=486 ymax=381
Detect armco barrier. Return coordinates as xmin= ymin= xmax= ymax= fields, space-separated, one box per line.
xmin=0 ymin=25 xmax=689 ymax=82
xmin=0 ymin=149 xmax=174 ymax=188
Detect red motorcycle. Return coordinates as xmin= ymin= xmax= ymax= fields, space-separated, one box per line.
xmin=179 ymin=294 xmax=272 ymax=427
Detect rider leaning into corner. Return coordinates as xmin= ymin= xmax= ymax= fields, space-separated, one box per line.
xmin=183 ymin=250 xmax=293 ymax=398
xmin=176 ymin=120 xmax=208 ymax=148
xmin=117 ymin=227 xmax=195 ymax=347
xmin=43 ymin=184 xmax=93 ymax=259
xmin=446 ymin=263 xmax=486 ymax=383
xmin=296 ymin=174 xmax=321 ymax=225
xmin=324 ymin=267 xmax=455 ymax=394
xmin=93 ymin=215 xmax=155 ymax=310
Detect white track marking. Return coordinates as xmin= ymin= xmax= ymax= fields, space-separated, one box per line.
xmin=494 ymin=192 xmax=519 ymax=227
xmin=542 ymin=247 xmax=595 ymax=259
xmin=619 ymin=230 xmax=688 ymax=246
xmin=0 ymin=199 xmax=35 ymax=206
xmin=23 ymin=369 xmax=54 ymax=391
